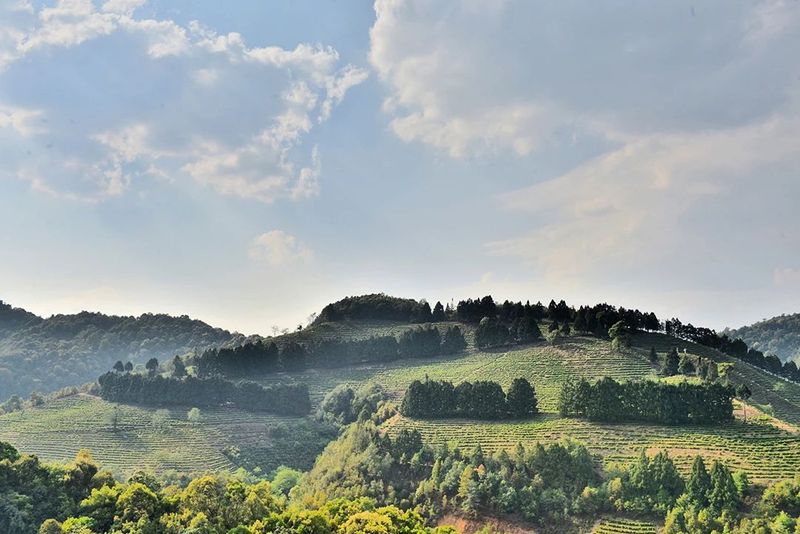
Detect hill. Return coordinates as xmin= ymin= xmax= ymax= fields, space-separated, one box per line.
xmin=0 ymin=300 xmax=234 ymax=399
xmin=3 ymin=313 xmax=800 ymax=486
xmin=727 ymin=313 xmax=800 ymax=364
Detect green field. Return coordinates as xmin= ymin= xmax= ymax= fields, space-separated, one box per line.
xmin=0 ymin=394 xmax=335 ymax=478
xmin=2 ymin=321 xmax=799 ymax=484
xmin=592 ymin=518 xmax=658 ymax=534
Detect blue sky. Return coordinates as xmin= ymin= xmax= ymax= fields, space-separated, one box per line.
xmin=1 ymin=0 xmax=799 ymax=334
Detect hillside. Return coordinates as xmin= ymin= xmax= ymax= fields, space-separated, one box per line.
xmin=3 ymin=313 xmax=800 ymax=486
xmin=0 ymin=300 xmax=235 ymax=398
xmin=727 ymin=313 xmax=800 ymax=364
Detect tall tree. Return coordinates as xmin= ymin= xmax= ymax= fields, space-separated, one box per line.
xmin=506 ymin=378 xmax=538 ymax=418
xmin=145 ymin=358 xmax=159 ymax=376
xmin=662 ymin=348 xmax=680 ymax=376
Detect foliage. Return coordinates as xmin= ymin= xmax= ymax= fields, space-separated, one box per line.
xmin=97 ymin=372 xmax=310 ymax=416
xmin=0 ymin=300 xmax=232 ymax=399
xmin=400 ymin=378 xmax=538 ymax=420
xmin=558 ymin=377 xmax=734 ymax=424
xmin=316 ymin=294 xmax=434 ymax=324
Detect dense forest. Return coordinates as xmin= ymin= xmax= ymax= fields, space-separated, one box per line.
xmin=727 ymin=313 xmax=800 ymax=364
xmin=97 ymin=372 xmax=311 ymax=416
xmin=0 ymin=300 xmax=234 ymax=399
xmin=558 ymin=378 xmax=734 ymax=425
xmin=196 ymin=325 xmax=467 ymax=376
xmin=400 ymin=378 xmax=538 ymax=420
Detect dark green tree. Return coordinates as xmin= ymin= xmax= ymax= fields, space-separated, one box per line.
xmin=662 ymin=348 xmax=680 ymax=376
xmin=113 ymin=361 xmax=125 ymax=373
xmin=172 ymin=355 xmax=187 ymax=378
xmin=506 ymin=378 xmax=538 ymax=418
xmin=145 ymin=358 xmax=159 ymax=376
xmin=686 ymin=456 xmax=711 ymax=507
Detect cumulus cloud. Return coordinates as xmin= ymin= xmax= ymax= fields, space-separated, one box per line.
xmin=0 ymin=0 xmax=366 ymax=202
xmin=370 ymin=0 xmax=800 ymax=156
xmin=249 ymin=230 xmax=313 ymax=267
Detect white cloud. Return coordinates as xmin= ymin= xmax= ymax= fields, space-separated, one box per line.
xmin=370 ymin=0 xmax=800 ymax=157
xmin=0 ymin=0 xmax=366 ymax=202
xmin=249 ymin=230 xmax=313 ymax=267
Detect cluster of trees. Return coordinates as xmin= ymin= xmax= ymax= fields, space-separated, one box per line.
xmin=196 ymin=326 xmax=467 ymax=377
xmin=293 ymin=421 xmax=784 ymax=530
xmin=1 ymin=440 xmax=452 ymax=534
xmin=97 ymin=372 xmax=310 ymax=416
xmin=400 ymin=378 xmax=538 ymax=420
xmin=315 ymin=293 xmax=445 ymax=324
xmin=666 ymin=318 xmax=800 ymax=384
xmin=558 ymin=377 xmax=734 ymax=425
xmin=0 ymin=300 xmax=233 ymax=399
xmin=474 ymin=316 xmax=542 ymax=349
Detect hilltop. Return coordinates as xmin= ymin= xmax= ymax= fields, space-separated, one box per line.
xmin=727 ymin=313 xmax=800 ymax=364
xmin=0 ymin=300 xmax=235 ymax=398
xmin=2 ymin=294 xmax=800 ymax=490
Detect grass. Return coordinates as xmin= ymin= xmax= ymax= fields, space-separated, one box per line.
xmin=0 ymin=394 xmax=335 ymax=478
xmin=592 ymin=517 xmax=658 ymax=534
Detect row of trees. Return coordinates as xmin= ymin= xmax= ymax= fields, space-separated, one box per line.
xmin=558 ymin=377 xmax=734 ymax=425
xmin=474 ymin=316 xmax=542 ymax=349
xmin=196 ymin=326 xmax=467 ymax=377
xmin=666 ymin=318 xmax=800 ymax=384
xmin=400 ymin=377 xmax=538 ymax=420
xmin=96 ymin=372 xmax=310 ymax=416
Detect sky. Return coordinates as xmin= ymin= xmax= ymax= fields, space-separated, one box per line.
xmin=1 ymin=0 xmax=799 ymax=334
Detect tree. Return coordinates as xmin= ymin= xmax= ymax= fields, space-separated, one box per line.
xmin=172 ymin=355 xmax=187 ymax=378
xmin=432 ymin=301 xmax=446 ymax=322
xmin=686 ymin=456 xmax=711 ymax=507
xmin=506 ymin=378 xmax=538 ymax=418
xmin=736 ymin=383 xmax=752 ymax=422
xmin=678 ymin=355 xmax=696 ymax=375
xmin=649 ymin=347 xmax=658 ymax=364
xmin=708 ymin=460 xmax=739 ymax=514
xmin=608 ymin=321 xmax=630 ymax=352
xmin=108 ymin=405 xmax=120 ymax=433
xmin=145 ymin=358 xmax=159 ymax=376
xmin=662 ymin=348 xmax=680 ymax=376
xmin=124 ymin=361 xmax=133 ymax=372
xmin=113 ymin=360 xmax=125 ymax=373
xmin=187 ymin=407 xmax=202 ymax=423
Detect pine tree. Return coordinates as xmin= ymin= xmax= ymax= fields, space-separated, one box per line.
xmin=662 ymin=348 xmax=680 ymax=376
xmin=708 ymin=460 xmax=739 ymax=514
xmin=506 ymin=378 xmax=538 ymax=418
xmin=649 ymin=347 xmax=658 ymax=364
xmin=432 ymin=301 xmax=446 ymax=322
xmin=686 ymin=456 xmax=711 ymax=507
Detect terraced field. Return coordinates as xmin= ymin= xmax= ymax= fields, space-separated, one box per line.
xmin=384 ymin=413 xmax=800 ymax=483
xmin=0 ymin=394 xmax=334 ymax=478
xmin=4 ymin=322 xmax=800 ymax=486
xmin=592 ymin=518 xmax=658 ymax=534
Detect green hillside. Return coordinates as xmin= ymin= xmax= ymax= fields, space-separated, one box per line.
xmin=0 ymin=300 xmax=234 ymax=398
xmin=3 ymin=316 xmax=800 ymax=485
xmin=727 ymin=313 xmax=800 ymax=364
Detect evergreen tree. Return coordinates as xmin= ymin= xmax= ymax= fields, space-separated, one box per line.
xmin=113 ymin=361 xmax=125 ymax=373
xmin=124 ymin=362 xmax=133 ymax=373
xmin=432 ymin=301 xmax=446 ymax=322
xmin=736 ymin=383 xmax=752 ymax=422
xmin=662 ymin=348 xmax=680 ymax=376
xmin=172 ymin=355 xmax=187 ymax=378
xmin=506 ymin=378 xmax=538 ymax=418
xmin=649 ymin=347 xmax=658 ymax=364
xmin=708 ymin=460 xmax=739 ymax=514
xmin=686 ymin=456 xmax=711 ymax=507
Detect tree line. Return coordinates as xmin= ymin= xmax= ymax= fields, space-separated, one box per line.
xmin=666 ymin=318 xmax=800 ymax=384
xmin=96 ymin=372 xmax=310 ymax=416
xmin=196 ymin=325 xmax=467 ymax=377
xmin=400 ymin=377 xmax=538 ymax=420
xmin=558 ymin=377 xmax=734 ymax=425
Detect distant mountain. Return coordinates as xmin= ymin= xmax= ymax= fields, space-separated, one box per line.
xmin=0 ymin=300 xmax=235 ymax=399
xmin=726 ymin=313 xmax=800 ymax=364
